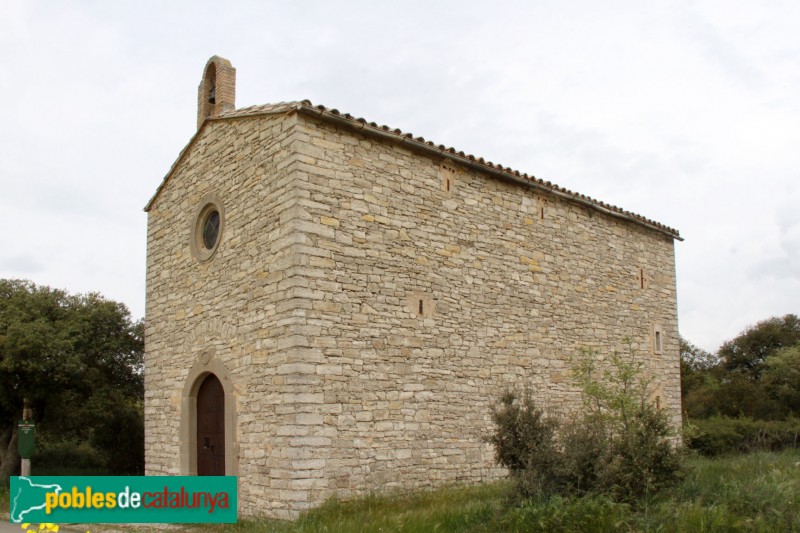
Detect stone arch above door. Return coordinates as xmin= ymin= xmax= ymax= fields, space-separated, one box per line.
xmin=180 ymin=353 xmax=239 ymax=476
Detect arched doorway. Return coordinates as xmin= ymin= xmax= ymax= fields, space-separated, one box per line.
xmin=180 ymin=356 xmax=238 ymax=476
xmin=196 ymin=373 xmax=225 ymax=475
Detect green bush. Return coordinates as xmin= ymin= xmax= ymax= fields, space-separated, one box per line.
xmin=686 ymin=416 xmax=800 ymax=455
xmin=32 ymin=437 xmax=107 ymax=473
xmin=489 ymin=391 xmax=564 ymax=498
xmin=559 ymin=415 xmax=607 ymax=495
xmin=604 ymin=404 xmax=683 ymax=501
xmin=490 ymin=346 xmax=683 ymax=503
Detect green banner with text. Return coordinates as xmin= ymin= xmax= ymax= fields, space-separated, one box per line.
xmin=10 ymin=476 xmax=237 ymax=524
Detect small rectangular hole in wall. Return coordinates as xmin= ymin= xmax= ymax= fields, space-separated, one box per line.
xmin=540 ymin=206 xmax=545 ymax=220
xmin=440 ymin=163 xmax=457 ymax=193
xmin=652 ymin=324 xmax=663 ymax=354
xmin=639 ymin=269 xmax=645 ymax=289
xmin=408 ymin=292 xmax=434 ymax=318
xmin=656 ymin=396 xmax=661 ymax=410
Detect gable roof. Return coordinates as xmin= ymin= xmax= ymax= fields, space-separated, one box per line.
xmin=145 ymin=100 xmax=682 ymax=241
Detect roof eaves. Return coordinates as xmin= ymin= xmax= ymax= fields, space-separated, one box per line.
xmin=145 ymin=99 xmax=682 ymax=241
xmin=295 ymin=101 xmax=682 ymax=241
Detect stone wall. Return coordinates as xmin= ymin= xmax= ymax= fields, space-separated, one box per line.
xmin=145 ymin=113 xmax=308 ymax=515
xmin=280 ymin=113 xmax=681 ymax=508
xmin=145 ymin=110 xmax=680 ymax=519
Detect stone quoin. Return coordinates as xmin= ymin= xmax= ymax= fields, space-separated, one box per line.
xmin=144 ymin=56 xmax=682 ymax=519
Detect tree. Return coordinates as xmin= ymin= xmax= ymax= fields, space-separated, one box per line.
xmin=762 ymin=345 xmax=800 ymax=417
xmin=681 ymin=316 xmax=800 ymax=425
xmin=680 ymin=336 xmax=716 ymax=371
xmin=0 ymin=279 xmax=143 ymax=485
xmin=679 ymin=336 xmax=723 ymax=420
xmin=719 ymin=314 xmax=800 ymax=379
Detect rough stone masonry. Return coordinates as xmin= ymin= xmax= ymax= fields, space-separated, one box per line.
xmin=144 ymin=56 xmax=682 ymax=519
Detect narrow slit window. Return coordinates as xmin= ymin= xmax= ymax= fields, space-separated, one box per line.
xmin=418 ymin=300 xmax=424 ymax=315
xmin=540 ymin=206 xmax=545 ymax=220
xmin=656 ymin=396 xmax=661 ymax=410
xmin=640 ymin=269 xmax=645 ymax=289
xmin=653 ymin=325 xmax=664 ymax=354
xmin=440 ymin=164 xmax=456 ymax=193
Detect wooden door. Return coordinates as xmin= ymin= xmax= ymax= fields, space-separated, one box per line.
xmin=196 ymin=373 xmax=225 ymax=475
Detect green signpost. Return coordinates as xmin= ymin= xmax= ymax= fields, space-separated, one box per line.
xmin=18 ymin=420 xmax=35 ymax=460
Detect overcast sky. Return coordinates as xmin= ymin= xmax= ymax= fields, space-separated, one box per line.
xmin=1 ymin=1 xmax=798 ymax=353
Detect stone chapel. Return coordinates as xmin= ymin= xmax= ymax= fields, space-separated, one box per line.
xmin=144 ymin=56 xmax=682 ymax=518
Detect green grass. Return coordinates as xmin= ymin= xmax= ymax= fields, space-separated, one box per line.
xmin=198 ymin=482 xmax=507 ymax=533
xmin=194 ymin=449 xmax=800 ymax=533
xmin=643 ymin=449 xmax=800 ymax=532
xmin=4 ymin=450 xmax=800 ymax=532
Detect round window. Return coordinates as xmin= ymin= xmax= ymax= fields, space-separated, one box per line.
xmin=190 ymin=193 xmax=225 ymax=262
xmin=202 ymin=210 xmax=220 ymax=250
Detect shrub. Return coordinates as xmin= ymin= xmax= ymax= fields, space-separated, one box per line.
xmin=571 ymin=347 xmax=682 ymax=501
xmin=686 ymin=416 xmax=800 ymax=455
xmin=32 ymin=437 xmax=107 ymax=473
xmin=489 ymin=391 xmax=563 ymax=498
xmin=559 ymin=414 xmax=607 ymax=494
xmin=490 ymin=345 xmax=683 ymax=503
xmin=598 ymin=403 xmax=683 ymax=501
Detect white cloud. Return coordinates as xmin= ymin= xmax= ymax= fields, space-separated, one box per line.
xmin=1 ymin=0 xmax=798 ymax=353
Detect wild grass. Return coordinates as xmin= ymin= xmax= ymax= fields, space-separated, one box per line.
xmin=644 ymin=449 xmax=800 ymax=532
xmin=198 ymin=482 xmax=506 ymax=533
xmin=194 ymin=449 xmax=800 ymax=533
xmin=4 ymin=450 xmax=799 ymax=532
